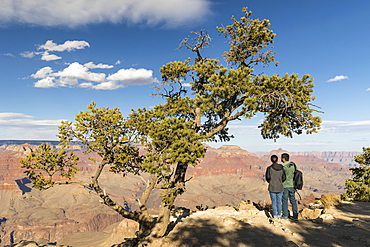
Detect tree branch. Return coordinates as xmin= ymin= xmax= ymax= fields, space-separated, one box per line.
xmin=138 ymin=176 xmax=159 ymax=216
xmin=90 ymin=177 xmax=136 ymax=220
xmin=55 ymin=180 xmax=90 ymax=187
xmin=92 ymin=159 xmax=108 ymax=184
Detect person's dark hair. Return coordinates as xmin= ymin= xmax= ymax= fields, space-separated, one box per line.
xmin=271 ymin=155 xmax=278 ymax=163
xmin=281 ymin=153 xmax=290 ymax=161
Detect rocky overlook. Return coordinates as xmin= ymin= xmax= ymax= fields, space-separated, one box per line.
xmin=9 ymin=200 xmax=370 ymax=247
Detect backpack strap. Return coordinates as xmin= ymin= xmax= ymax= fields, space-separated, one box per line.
xmin=296 ymin=190 xmax=302 ymax=200
xmin=291 ymin=162 xmax=297 ymax=171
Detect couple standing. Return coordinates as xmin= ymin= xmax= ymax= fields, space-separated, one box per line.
xmin=265 ymin=153 xmax=298 ymax=220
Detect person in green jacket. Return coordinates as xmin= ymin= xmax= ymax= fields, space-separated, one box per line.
xmin=281 ymin=153 xmax=298 ymax=221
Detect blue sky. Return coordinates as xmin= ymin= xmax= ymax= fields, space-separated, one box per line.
xmin=0 ymin=0 xmax=369 ymax=152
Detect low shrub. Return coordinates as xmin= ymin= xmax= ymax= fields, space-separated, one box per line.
xmin=320 ymin=194 xmax=341 ymax=208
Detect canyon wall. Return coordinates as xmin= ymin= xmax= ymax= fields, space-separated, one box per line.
xmin=0 ymin=143 xmax=355 ymax=246
xmin=252 ymin=150 xmax=362 ymax=167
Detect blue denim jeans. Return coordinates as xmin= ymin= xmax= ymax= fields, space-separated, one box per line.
xmin=282 ymin=187 xmax=298 ymax=219
xmin=269 ymin=191 xmax=283 ymax=218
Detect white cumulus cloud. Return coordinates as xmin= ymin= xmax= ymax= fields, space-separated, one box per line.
xmin=78 ymin=82 xmax=94 ymax=88
xmin=19 ymin=40 xmax=90 ymax=61
xmin=34 ymin=77 xmax=56 ymax=88
xmin=20 ymin=51 xmax=35 ymax=58
xmin=53 ymin=62 xmax=106 ymax=83
xmin=0 ymin=0 xmax=211 ymax=28
xmin=93 ymin=81 xmax=125 ymax=90
xmin=107 ymin=68 xmax=153 ymax=85
xmin=41 ymin=51 xmax=62 ymax=61
xmin=39 ymin=40 xmax=90 ymax=52
xmin=31 ymin=62 xmax=154 ymax=89
xmin=327 ymin=75 xmax=349 ymax=82
xmin=84 ymin=62 xmax=114 ymax=69
xmin=31 ymin=66 xmax=54 ymax=79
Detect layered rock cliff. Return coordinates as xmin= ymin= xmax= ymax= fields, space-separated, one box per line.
xmin=291 ymin=151 xmax=361 ymax=167
xmin=0 ymin=183 xmax=124 ymax=246
xmin=252 ymin=149 xmax=362 ymax=167
xmin=0 ymin=143 xmax=355 ymax=246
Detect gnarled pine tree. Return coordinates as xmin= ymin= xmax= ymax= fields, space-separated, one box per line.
xmin=151 ymin=8 xmax=322 ymax=231
xmin=157 ymin=7 xmax=321 ymax=144
xmin=342 ymin=147 xmax=370 ymax=201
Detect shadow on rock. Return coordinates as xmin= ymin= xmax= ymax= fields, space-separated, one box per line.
xmin=285 ymin=201 xmax=370 ymax=247
xmin=158 ymin=217 xmax=289 ymax=247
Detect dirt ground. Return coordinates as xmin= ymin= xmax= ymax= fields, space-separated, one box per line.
xmin=12 ymin=201 xmax=370 ymax=247
xmin=152 ymin=201 xmax=370 ymax=247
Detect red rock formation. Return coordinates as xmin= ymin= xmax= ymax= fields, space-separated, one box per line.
xmin=1 ymin=212 xmax=123 ymax=245
xmin=0 ymin=181 xmax=21 ymax=192
xmin=188 ymin=145 xmax=264 ymax=178
xmin=0 ymin=144 xmax=356 ymax=246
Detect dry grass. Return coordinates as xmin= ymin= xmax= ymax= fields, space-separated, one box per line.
xmin=320 ymin=194 xmax=342 ymax=208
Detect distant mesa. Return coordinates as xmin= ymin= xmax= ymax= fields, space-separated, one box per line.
xmin=262 ymin=148 xmax=290 ymax=160
xmin=218 ymin=145 xmax=243 ymax=150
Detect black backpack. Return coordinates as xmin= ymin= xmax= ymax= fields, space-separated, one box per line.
xmin=292 ymin=163 xmax=303 ymax=190
xmin=290 ymin=162 xmax=303 ymax=200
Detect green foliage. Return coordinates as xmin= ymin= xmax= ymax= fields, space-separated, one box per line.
xmin=342 ymin=147 xmax=370 ymax=202
xmin=20 ymin=143 xmax=79 ymax=190
xmin=58 ymin=101 xmax=141 ymax=175
xmin=217 ymin=7 xmax=277 ymax=68
xmin=156 ymin=7 xmax=321 ymax=142
xmin=20 ymin=102 xmax=141 ymax=191
xmin=257 ymin=73 xmax=321 ymax=139
xmin=128 ymin=102 xmax=206 ymax=207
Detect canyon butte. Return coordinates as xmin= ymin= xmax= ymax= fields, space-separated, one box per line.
xmin=0 ymin=141 xmax=362 ymax=246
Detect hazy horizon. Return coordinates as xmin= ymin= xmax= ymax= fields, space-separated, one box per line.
xmin=0 ymin=139 xmax=363 ymax=153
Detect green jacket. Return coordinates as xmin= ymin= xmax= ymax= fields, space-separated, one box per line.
xmin=283 ymin=161 xmax=295 ymax=188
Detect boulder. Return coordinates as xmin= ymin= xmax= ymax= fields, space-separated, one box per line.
xmin=238 ymin=200 xmax=264 ymax=216
xmin=312 ymin=218 xmax=324 ymax=224
xmin=213 ymin=205 xmax=237 ymax=212
xmin=300 ymin=208 xmax=323 ymax=219
xmin=319 ymin=214 xmax=334 ymax=221
xmin=170 ymin=207 xmax=190 ymax=223
xmin=98 ymin=219 xmax=139 ymax=247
